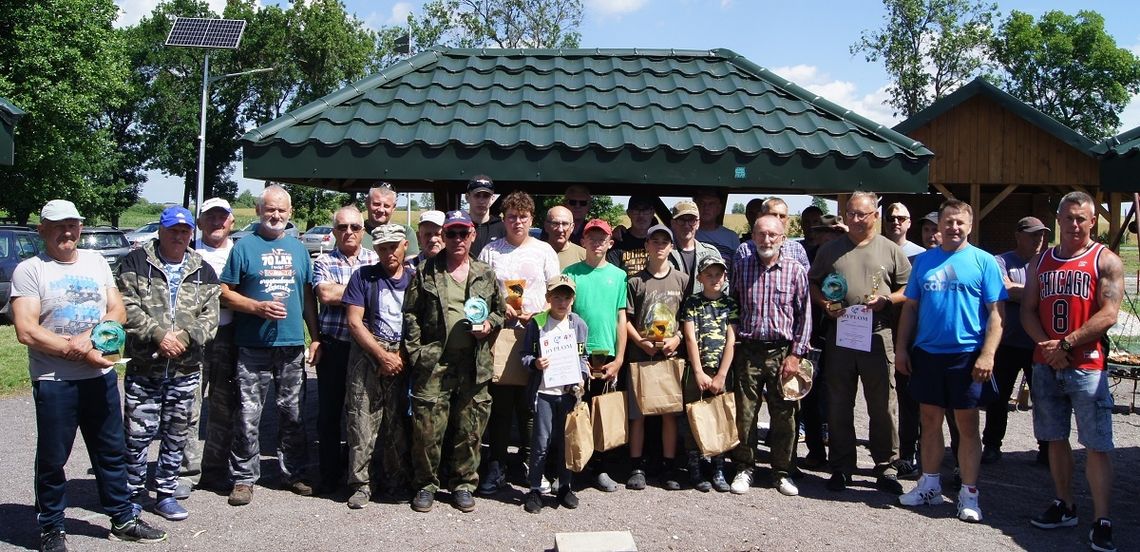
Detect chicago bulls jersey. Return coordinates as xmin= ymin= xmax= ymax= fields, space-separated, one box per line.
xmin=1033 ymin=243 xmax=1105 ymax=370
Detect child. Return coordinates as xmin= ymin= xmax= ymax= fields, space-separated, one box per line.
xmin=520 ymin=275 xmax=590 ymax=514
xmin=679 ymin=256 xmax=738 ymax=492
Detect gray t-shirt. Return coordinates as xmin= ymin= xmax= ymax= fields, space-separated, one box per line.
xmin=996 ymin=250 xmax=1034 ymax=349
xmin=808 ymin=234 xmax=911 ymax=329
xmin=11 ymin=249 xmax=116 ymax=381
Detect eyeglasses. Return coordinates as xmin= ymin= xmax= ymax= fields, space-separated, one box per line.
xmin=445 ymin=229 xmax=471 ymax=239
xmin=566 ymin=199 xmax=590 ymax=207
xmin=846 ymin=210 xmax=876 ymax=221
xmin=335 ymin=224 xmax=363 ymax=232
xmin=886 ymin=215 xmax=909 ymax=223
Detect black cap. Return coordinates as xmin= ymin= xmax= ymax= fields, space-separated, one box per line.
xmin=627 ymin=194 xmax=656 ymax=209
xmin=467 ymin=175 xmax=494 ymax=193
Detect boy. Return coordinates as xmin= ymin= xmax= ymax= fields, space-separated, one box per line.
xmin=679 ymin=256 xmax=738 ymax=492
xmin=520 ymin=275 xmax=590 ymax=513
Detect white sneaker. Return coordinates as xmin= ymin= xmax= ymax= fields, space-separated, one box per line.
xmin=957 ymin=487 xmax=982 ymax=523
xmin=899 ymin=477 xmax=944 ymax=506
xmin=540 ymin=476 xmax=553 ymax=495
xmin=730 ymin=470 xmax=752 ymax=495
xmin=775 ymin=476 xmax=799 ymax=497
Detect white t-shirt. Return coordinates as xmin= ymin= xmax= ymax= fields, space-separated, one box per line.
xmin=11 ymin=249 xmax=116 ymax=381
xmin=477 ymin=236 xmax=560 ymax=321
xmin=195 ymin=238 xmax=234 ymax=326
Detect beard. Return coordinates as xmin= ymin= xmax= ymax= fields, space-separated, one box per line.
xmin=756 ymin=245 xmax=778 ymax=260
xmin=262 ymin=219 xmax=288 ymax=232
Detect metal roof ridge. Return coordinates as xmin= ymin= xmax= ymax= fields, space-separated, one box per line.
xmin=434 ymin=46 xmax=722 ymax=58
xmin=241 ymin=50 xmax=441 ymax=143
xmin=1093 ymin=124 xmax=1140 ymax=156
xmin=712 ymin=48 xmax=932 ymax=159
xmin=0 ymin=96 xmax=26 ymax=127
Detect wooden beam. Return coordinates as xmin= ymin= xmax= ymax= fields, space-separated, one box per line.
xmin=978 ymin=183 xmax=1018 ymax=221
xmin=969 ymin=183 xmax=981 ymax=243
xmin=1072 ymin=184 xmax=1110 ymax=221
xmin=1109 ymin=193 xmax=1121 ymax=246
xmin=931 ymin=182 xmax=956 ymax=200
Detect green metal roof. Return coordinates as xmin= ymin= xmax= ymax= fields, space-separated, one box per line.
xmin=0 ymin=97 xmax=25 ymax=166
xmin=894 ymin=77 xmax=1097 ymax=156
xmin=242 ymin=48 xmax=931 ymax=194
xmin=1095 ymin=125 xmax=1140 ymax=191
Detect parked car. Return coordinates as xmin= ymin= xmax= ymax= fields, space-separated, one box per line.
xmin=0 ymin=228 xmax=43 ymax=319
xmin=78 ymin=227 xmax=131 ymax=272
xmin=124 ymin=221 xmax=161 ymax=249
xmin=301 ymin=225 xmax=334 ymax=256
xmin=230 ymin=221 xmax=299 ymax=243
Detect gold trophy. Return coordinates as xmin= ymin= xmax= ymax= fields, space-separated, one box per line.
xmin=864 ymin=266 xmax=887 ymax=304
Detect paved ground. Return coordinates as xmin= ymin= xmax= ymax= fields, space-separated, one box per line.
xmin=0 ymin=369 xmax=1136 ymax=552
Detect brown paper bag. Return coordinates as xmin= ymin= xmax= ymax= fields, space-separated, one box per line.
xmin=630 ymin=358 xmax=685 ymax=415
xmin=591 ymin=382 xmax=628 ymax=452
xmin=564 ymin=401 xmax=593 ymax=472
xmin=685 ymin=392 xmax=740 ymax=457
xmin=491 ymin=327 xmax=530 ymax=386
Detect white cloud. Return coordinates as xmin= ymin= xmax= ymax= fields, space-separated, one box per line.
xmin=585 ymin=0 xmax=648 ymax=17
xmin=770 ymin=64 xmax=900 ymax=128
xmin=113 ymin=0 xmax=230 ymax=28
xmin=1120 ymin=93 xmax=1140 ymax=133
xmin=720 ymin=0 xmax=733 ymax=7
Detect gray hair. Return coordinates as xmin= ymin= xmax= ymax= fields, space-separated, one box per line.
xmin=331 ymin=205 xmax=363 ymax=226
xmin=257 ymin=184 xmax=291 ymax=208
xmin=368 ymin=183 xmax=397 ymax=202
xmin=1057 ymin=191 xmax=1095 ymax=214
xmin=848 ymin=191 xmax=879 ymax=209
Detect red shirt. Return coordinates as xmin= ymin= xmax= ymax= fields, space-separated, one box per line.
xmin=1032 ymin=243 xmax=1105 ymax=370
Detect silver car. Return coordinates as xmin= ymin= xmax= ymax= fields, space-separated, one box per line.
xmin=124 ymin=221 xmax=160 ymax=250
xmin=301 ymin=225 xmax=334 ymax=256
xmin=78 ymin=227 xmax=131 ymax=272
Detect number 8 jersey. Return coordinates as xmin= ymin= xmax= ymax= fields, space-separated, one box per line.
xmin=1032 ymin=243 xmax=1105 ymax=370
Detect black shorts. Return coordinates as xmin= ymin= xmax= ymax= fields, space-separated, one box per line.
xmin=909 ymin=347 xmax=998 ymax=409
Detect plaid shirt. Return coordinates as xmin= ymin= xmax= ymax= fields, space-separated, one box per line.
xmin=313 ymin=247 xmax=378 ymax=341
xmin=731 ymin=240 xmax=812 ymax=357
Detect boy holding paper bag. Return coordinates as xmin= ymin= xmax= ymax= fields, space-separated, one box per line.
xmin=520 ymin=275 xmax=590 ymax=514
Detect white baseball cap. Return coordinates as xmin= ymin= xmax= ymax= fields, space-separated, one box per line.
xmin=40 ymin=199 xmax=84 ymax=221
xmin=419 ymin=210 xmax=445 ymax=227
xmin=201 ymin=197 xmax=232 ymax=214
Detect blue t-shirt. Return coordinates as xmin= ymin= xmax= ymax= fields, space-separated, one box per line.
xmin=905 ymin=244 xmax=1007 ymax=354
xmin=221 ymin=231 xmax=312 ymax=347
xmin=341 ymin=264 xmax=411 ymax=343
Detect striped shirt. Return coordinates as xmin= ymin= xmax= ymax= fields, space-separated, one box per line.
xmin=731 ymin=240 xmax=812 ymax=357
xmin=313 ymin=247 xmax=378 ymax=341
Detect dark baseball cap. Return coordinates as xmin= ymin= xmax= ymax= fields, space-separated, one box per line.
xmin=1017 ymin=216 xmax=1049 ymax=233
xmin=467 ymin=175 xmax=494 ymax=193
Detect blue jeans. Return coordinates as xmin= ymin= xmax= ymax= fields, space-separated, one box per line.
xmin=32 ymin=371 xmax=135 ymax=531
xmin=527 ymin=393 xmax=575 ymax=491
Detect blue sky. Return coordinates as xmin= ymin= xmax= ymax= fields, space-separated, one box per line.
xmin=116 ymin=0 xmax=1140 ymax=210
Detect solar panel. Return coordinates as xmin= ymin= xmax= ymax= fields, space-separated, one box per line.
xmin=165 ymin=17 xmax=246 ymax=49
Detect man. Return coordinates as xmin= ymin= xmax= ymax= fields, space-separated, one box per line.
xmin=808 ymin=191 xmax=910 ymax=495
xmin=342 ymin=224 xmax=414 ymax=509
xmin=186 ymin=197 xmax=238 ymax=494
xmin=406 ymin=210 xmax=445 ymax=271
xmin=404 ymin=210 xmax=504 ymax=513
xmin=466 ymin=175 xmax=506 ymax=257
xmin=920 ymin=212 xmax=941 ymax=250
xmin=668 ymin=200 xmax=724 ymax=296
xmin=693 ymin=189 xmax=739 ymax=261
xmin=609 ymin=194 xmax=657 ymax=276
xmin=311 ymin=206 xmax=378 ymax=494
xmin=118 ymin=206 xmax=220 ymax=522
xmin=760 ymin=197 xmax=810 ymax=271
xmin=730 ymin=214 xmax=812 ymax=497
xmin=895 ymin=200 xmax=1006 ymax=523
xmin=563 ymin=184 xmax=593 ymax=246
xmin=12 ymin=199 xmax=167 ymax=550
xmin=883 ymin=203 xmax=926 ymax=258
xmin=1022 ymin=191 xmax=1121 ymax=552
xmin=364 ymin=183 xmax=397 ymax=236
xmin=739 ymin=198 xmax=766 ymax=243
xmin=220 ymin=185 xmax=321 ymax=506
xmin=986 ymin=217 xmax=1050 ymax=465
xmin=545 ymin=205 xmax=585 ymax=269
xmin=797 ymin=205 xmax=824 ymax=251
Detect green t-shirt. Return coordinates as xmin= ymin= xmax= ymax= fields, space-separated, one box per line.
xmin=441 ymin=272 xmax=475 ymax=364
xmin=563 ymin=261 xmax=628 ymax=357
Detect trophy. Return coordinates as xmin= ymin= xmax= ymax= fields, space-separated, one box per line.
xmin=589 ymin=349 xmax=610 ymax=377
xmin=821 ymin=272 xmax=848 ymax=314
xmin=91 ymin=320 xmax=126 ymax=362
xmin=463 ymin=297 xmax=490 ymax=329
xmin=864 ymin=265 xmax=887 ymax=303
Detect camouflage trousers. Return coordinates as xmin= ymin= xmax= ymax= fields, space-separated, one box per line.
xmin=124 ymin=371 xmax=202 ymax=495
xmin=410 ymin=361 xmax=491 ymax=493
xmin=180 ymin=324 xmax=237 ymax=488
xmin=231 ymin=346 xmax=308 ymax=486
xmin=345 ymin=341 xmax=411 ymax=493
xmin=732 ymin=341 xmax=798 ymax=479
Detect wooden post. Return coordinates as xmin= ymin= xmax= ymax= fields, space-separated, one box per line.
xmin=970 ymin=183 xmax=981 ymax=243
xmin=1109 ymin=192 xmax=1122 ymax=246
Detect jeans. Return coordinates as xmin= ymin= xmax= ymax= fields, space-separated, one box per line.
xmin=527 ymin=393 xmax=575 ymax=491
xmin=316 ymin=336 xmax=351 ymax=487
xmin=33 ymin=371 xmax=135 ymax=531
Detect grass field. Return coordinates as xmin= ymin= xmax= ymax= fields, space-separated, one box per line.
xmin=0 ymin=325 xmax=29 ymax=396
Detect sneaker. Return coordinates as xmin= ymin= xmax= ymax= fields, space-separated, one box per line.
xmin=411 ymin=489 xmax=434 ymax=513
xmin=981 ymin=446 xmax=1001 ymax=465
xmin=711 ymin=468 xmax=731 ymax=493
xmin=892 ymin=459 xmax=921 ymax=480
xmin=288 ymin=480 xmax=313 ymax=497
xmin=626 ymin=469 xmax=646 ymax=490
xmin=596 ymin=472 xmax=619 ymax=492
xmin=827 ymin=472 xmax=848 ymax=492
xmin=663 ymin=468 xmax=682 ymax=491
xmin=173 ymin=480 xmax=192 ymax=500
xmin=539 ymin=476 xmax=552 ymax=495
xmin=477 ymin=461 xmax=504 ymax=496
xmin=347 ymin=488 xmax=370 ymax=509
xmin=227 ymin=484 xmax=252 ymax=506
xmin=774 ymin=476 xmax=799 ymax=497
xmin=153 ymin=497 xmax=188 ymax=521
xmin=957 ymin=487 xmax=982 ymax=523
xmin=39 ymin=528 xmax=66 ymax=552
xmin=523 ymin=490 xmax=543 ymax=514
xmin=690 ymin=470 xmax=712 ymax=493
xmin=452 ymin=490 xmax=476 ymax=513
xmin=109 ymin=517 xmax=167 ymax=543
xmin=1031 ymin=498 xmax=1078 ymax=529
xmin=1090 ymin=518 xmax=1116 ymax=552
xmin=899 ymin=476 xmax=944 ymax=506
xmin=557 ymin=487 xmax=579 ymax=509
xmin=877 ymin=473 xmax=904 ymax=495
xmin=730 ymin=470 xmax=752 ymax=495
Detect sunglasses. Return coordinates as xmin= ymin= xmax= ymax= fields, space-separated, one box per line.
xmin=335 ymin=224 xmax=363 ymax=232
xmin=566 ymin=199 xmax=590 ymax=207
xmin=445 ymin=229 xmax=471 ymax=239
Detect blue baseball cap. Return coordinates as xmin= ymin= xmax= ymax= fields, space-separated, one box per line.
xmin=160 ymin=206 xmax=196 ymax=229
xmin=443 ymin=210 xmax=474 ymax=229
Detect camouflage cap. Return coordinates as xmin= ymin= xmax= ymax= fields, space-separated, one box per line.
xmin=371 ymin=223 xmax=406 ymax=244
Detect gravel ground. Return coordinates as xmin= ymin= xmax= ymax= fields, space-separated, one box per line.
xmin=0 ymin=369 xmax=1136 ymax=552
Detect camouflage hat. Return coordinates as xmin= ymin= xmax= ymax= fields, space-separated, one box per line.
xmin=371 ymin=223 xmax=406 ymax=244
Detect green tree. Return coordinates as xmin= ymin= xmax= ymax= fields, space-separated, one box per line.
xmin=852 ymin=0 xmax=998 ymax=118
xmin=993 ymin=10 xmax=1140 ymax=139
xmin=731 ymin=202 xmax=745 ymax=214
xmin=234 ymin=189 xmax=256 ymax=208
xmin=0 ymin=0 xmax=131 ymax=224
xmin=403 ymin=0 xmax=582 ymax=54
xmin=811 ymin=196 xmax=830 ymax=215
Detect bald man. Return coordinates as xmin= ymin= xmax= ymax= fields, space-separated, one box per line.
xmin=545 ymin=205 xmax=586 ymax=269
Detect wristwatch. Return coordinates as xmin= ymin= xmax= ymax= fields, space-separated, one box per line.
xmin=1060 ymin=339 xmax=1073 ymax=352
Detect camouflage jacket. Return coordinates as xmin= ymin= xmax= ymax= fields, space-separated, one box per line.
xmin=403 ymin=254 xmax=504 ymax=383
xmin=117 ymin=240 xmax=220 ymax=377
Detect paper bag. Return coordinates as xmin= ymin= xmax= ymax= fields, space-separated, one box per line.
xmin=630 ymin=358 xmax=685 ymax=415
xmin=491 ymin=327 xmax=530 ymax=386
xmin=684 ymin=392 xmax=740 ymax=457
xmin=591 ymin=383 xmax=628 ymax=452
xmin=564 ymin=400 xmax=593 ymax=472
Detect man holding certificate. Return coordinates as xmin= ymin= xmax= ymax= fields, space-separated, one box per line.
xmin=808 ymin=191 xmax=911 ymax=496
